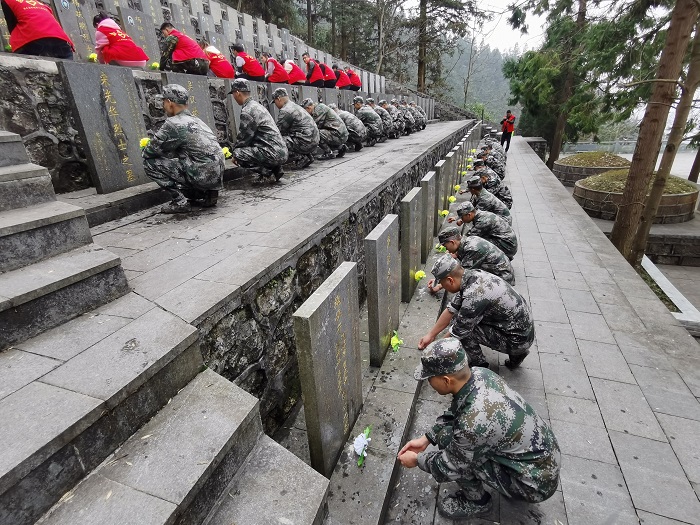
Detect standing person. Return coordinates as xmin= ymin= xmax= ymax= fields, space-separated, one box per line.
xmin=398 ymin=338 xmax=560 ymax=520
xmin=302 ymin=99 xmax=348 ymax=159
xmin=500 ymin=109 xmax=516 ymax=152
xmin=345 ymin=66 xmax=362 ymax=91
xmin=198 ymin=39 xmax=234 ymax=78
xmin=1 ymin=0 xmax=74 ymax=59
xmin=92 ymin=12 xmax=148 ymax=67
xmin=142 ymin=84 xmax=224 ymax=213
xmin=272 ymin=88 xmax=319 ymax=170
xmin=284 ymin=58 xmax=307 ymax=85
xmin=302 ymin=52 xmax=325 ymax=87
xmin=229 ymin=79 xmax=288 ymax=181
xmin=261 ymin=51 xmax=289 ymax=83
xmin=232 ymin=44 xmax=265 ymax=81
xmin=330 ymin=103 xmax=366 ymax=152
xmin=353 ymin=96 xmax=383 ymax=146
xmin=332 ymin=64 xmax=352 ymax=90
xmin=159 ymin=23 xmax=209 ymax=75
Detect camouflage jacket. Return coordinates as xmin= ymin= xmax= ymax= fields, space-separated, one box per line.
xmin=471 ymin=188 xmax=511 ymax=223
xmin=276 ymin=99 xmax=320 ymax=150
xmin=142 ymin=109 xmax=224 ymax=188
xmin=234 ymin=98 xmax=288 ymax=154
xmin=312 ymin=103 xmax=349 ymax=142
xmin=485 ymin=155 xmax=505 ymax=177
xmin=409 ymin=106 xmax=425 ymax=125
xmin=446 ymin=269 xmax=532 ymax=344
xmin=479 ymin=169 xmax=513 ymax=207
xmin=386 ymin=104 xmax=403 ymax=124
xmin=400 ymin=105 xmax=416 ymax=126
xmin=356 ymin=105 xmax=383 ymax=136
xmin=456 ymin=236 xmax=514 ymax=285
xmin=337 ymin=109 xmax=367 ymax=139
xmin=418 ymin=367 xmax=560 ymax=502
xmin=468 ymin=210 xmax=518 ymax=258
xmin=373 ymin=105 xmax=394 ymax=133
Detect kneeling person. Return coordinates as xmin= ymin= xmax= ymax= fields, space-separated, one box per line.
xmin=273 ymin=89 xmax=319 ymax=170
xmin=353 ymin=96 xmax=384 ymax=146
xmin=302 ymin=99 xmax=348 ymax=159
xmin=398 ymin=338 xmax=560 ymax=519
xmin=452 ymin=201 xmax=518 ymax=259
xmin=419 ymin=255 xmax=533 ymax=369
xmin=330 ymin=103 xmax=367 ymax=151
xmin=465 ymin=175 xmax=511 ymax=224
xmin=142 ymin=84 xmax=224 ymax=213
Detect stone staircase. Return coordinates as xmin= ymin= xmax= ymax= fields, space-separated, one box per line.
xmin=0 ymin=131 xmax=329 ymax=524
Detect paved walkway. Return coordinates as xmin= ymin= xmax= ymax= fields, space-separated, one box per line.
xmin=657 ymin=265 xmax=700 ymax=311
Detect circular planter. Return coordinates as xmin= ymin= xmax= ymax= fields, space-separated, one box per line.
xmin=552 ymin=161 xmax=625 ymax=187
xmin=572 ymin=180 xmax=699 ymax=224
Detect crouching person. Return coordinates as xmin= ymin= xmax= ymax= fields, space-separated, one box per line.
xmin=142 ymin=84 xmax=224 ymax=213
xmin=398 ymin=338 xmax=561 ymax=520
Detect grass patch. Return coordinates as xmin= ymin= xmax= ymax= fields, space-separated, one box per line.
xmin=579 ymin=169 xmax=698 ymax=194
xmin=636 ymin=266 xmax=681 ymax=313
xmin=558 ymin=151 xmax=631 ymax=167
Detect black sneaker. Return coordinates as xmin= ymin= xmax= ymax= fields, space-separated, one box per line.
xmin=354 ymin=142 xmax=363 ymax=152
xmin=201 ymin=190 xmax=218 ymax=208
xmin=271 ymin=165 xmax=284 ymax=181
xmin=438 ymin=490 xmax=492 ymax=519
xmin=336 ymin=144 xmax=347 ymax=158
xmin=505 ymin=353 xmax=527 ymax=370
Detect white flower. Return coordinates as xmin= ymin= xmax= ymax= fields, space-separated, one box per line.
xmin=353 ymin=433 xmax=371 ymax=457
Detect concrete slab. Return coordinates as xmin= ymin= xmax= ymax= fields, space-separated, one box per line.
xmin=0 ymin=348 xmax=61 ymax=401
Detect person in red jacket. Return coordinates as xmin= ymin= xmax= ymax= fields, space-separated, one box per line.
xmin=232 ymin=44 xmax=265 ymax=81
xmin=332 ymin=64 xmax=352 ymax=90
xmin=1 ymin=0 xmax=73 ymax=59
xmin=302 ymin=52 xmax=325 ymax=87
xmin=284 ymin=59 xmax=306 ymax=85
xmin=159 ymin=23 xmax=209 ymax=75
xmin=93 ymin=12 xmax=148 ymax=67
xmin=261 ymin=51 xmax=289 ymax=83
xmin=500 ymin=109 xmax=516 ymax=152
xmin=319 ymin=62 xmax=336 ymax=88
xmin=345 ymin=66 xmax=362 ymax=91
xmin=198 ymin=39 xmax=234 ymax=78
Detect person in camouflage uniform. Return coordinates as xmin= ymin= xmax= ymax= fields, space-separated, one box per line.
xmin=272 ymin=88 xmax=319 ymax=170
xmin=229 ymin=79 xmax=288 ymax=181
xmin=367 ymin=98 xmax=395 ymax=139
xmin=401 ymin=99 xmax=421 ymax=132
xmin=142 ymin=84 xmax=224 ymax=213
xmin=453 ymin=201 xmax=518 ymax=259
xmin=473 ymin=160 xmax=513 ymax=208
xmin=330 ymin=103 xmax=367 ymax=151
xmin=427 ymin=227 xmax=514 ymax=289
xmin=158 ymin=23 xmax=209 ymax=75
xmin=412 ymin=101 xmax=428 ymax=125
xmin=398 ymin=338 xmax=560 ymax=519
xmin=394 ymin=98 xmax=415 ymax=135
xmin=465 ymin=175 xmax=512 ymax=224
xmin=302 ymin=98 xmax=348 ymax=159
xmin=409 ymin=100 xmax=426 ymax=129
xmin=480 ymin=146 xmax=506 ymax=179
xmin=419 ymin=255 xmax=534 ymax=368
xmin=381 ymin=99 xmax=404 ymax=137
xmin=353 ymin=96 xmax=384 ymax=146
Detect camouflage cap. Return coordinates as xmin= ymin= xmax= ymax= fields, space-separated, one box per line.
xmin=473 ymin=159 xmax=485 ymax=167
xmin=366 ymin=97 xmax=375 ymax=104
xmin=467 ymin=175 xmax=482 ymax=189
xmin=390 ymin=98 xmax=398 ymax=104
xmin=162 ymin=84 xmax=189 ymax=104
xmin=378 ymin=99 xmax=388 ymax=105
xmin=301 ymin=97 xmax=315 ymax=108
xmin=328 ymin=103 xmax=338 ymax=110
xmin=228 ymin=78 xmax=251 ymax=93
xmin=481 ymin=145 xmax=489 ymax=150
xmin=271 ymin=87 xmax=289 ymax=100
xmin=353 ymin=96 xmax=364 ymax=105
xmin=456 ymin=201 xmax=475 ymax=217
xmin=431 ymin=253 xmax=459 ymax=281
xmin=409 ymin=100 xmax=416 ymax=105
xmin=414 ymin=338 xmax=467 ymax=380
xmin=438 ymin=226 xmax=461 ymax=245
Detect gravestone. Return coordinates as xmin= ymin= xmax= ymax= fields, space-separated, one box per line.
xmin=210 ymin=0 xmax=223 ymax=23
xmin=300 ymin=85 xmax=318 ymax=103
xmin=169 ymin=2 xmax=189 ymax=29
xmin=198 ymin=12 xmax=216 ymax=37
xmin=444 ymin=152 xmax=456 ymax=208
xmin=280 ymin=28 xmax=291 ymax=58
xmin=322 ymin=89 xmax=338 ymax=107
xmin=293 ymin=262 xmax=363 ymax=478
xmin=118 ymin=7 xmax=161 ymax=61
xmin=223 ymin=79 xmax=240 ymax=143
xmin=0 ymin=8 xmax=10 ymax=49
xmin=266 ymin=82 xmax=288 ymax=121
xmin=59 ymin=62 xmax=150 ymax=193
xmin=268 ymin=23 xmax=283 ymax=57
xmin=51 ymin=0 xmax=96 ymax=61
xmin=240 ymin=13 xmax=254 ymax=45
xmin=365 ymin=215 xmax=400 ymax=367
xmin=161 ymin=72 xmax=216 ymax=131
xmin=420 ymin=172 xmax=436 ymax=263
xmin=190 ymin=0 xmax=204 ymax=19
xmin=401 ymin=187 xmax=423 ymax=303
xmin=434 ymin=159 xmax=446 ymax=231
xmin=205 ymin=30 xmax=224 ymax=50
xmin=139 ymin=0 xmax=163 ymax=25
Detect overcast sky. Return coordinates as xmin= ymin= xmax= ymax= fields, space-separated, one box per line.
xmin=477 ymin=0 xmax=547 ymax=54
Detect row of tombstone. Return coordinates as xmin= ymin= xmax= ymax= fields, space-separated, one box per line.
xmin=57 ymin=60 xmax=433 ymax=194
xmin=0 ymin=0 xmax=386 ymax=94
xmin=291 ymin=123 xmax=482 ymax=477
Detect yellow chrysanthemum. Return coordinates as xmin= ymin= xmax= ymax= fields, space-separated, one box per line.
xmin=221 ymin=146 xmax=232 ymax=158
xmin=139 ymin=137 xmax=150 ymax=148
xmin=88 ymin=53 xmax=98 ymax=62
xmin=414 ymin=270 xmax=426 ymax=282
xmin=150 ymin=62 xmax=160 ymax=69
xmin=439 ymin=209 xmax=449 ymax=217
xmin=448 ymin=196 xmax=456 ymax=203
xmin=391 ymin=330 xmax=404 ymax=352
xmin=454 ymin=185 xmax=460 ymax=191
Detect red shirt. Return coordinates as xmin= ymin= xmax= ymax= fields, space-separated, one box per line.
xmin=97 ymin=23 xmax=148 ymax=63
xmin=306 ymin=59 xmax=325 ymax=83
xmin=205 ymin=48 xmax=234 ymax=78
xmin=334 ymin=70 xmax=351 ymax=88
xmin=286 ymin=61 xmax=306 ymax=84
xmin=4 ymin=0 xmax=73 ymax=51
xmin=266 ymin=57 xmax=289 ymax=83
xmin=237 ymin=51 xmax=265 ymax=77
xmin=502 ymin=114 xmax=515 ymax=133
xmin=321 ymin=63 xmax=335 ymax=81
xmin=346 ymin=69 xmax=362 ymax=87
xmin=169 ymin=29 xmax=207 ymax=62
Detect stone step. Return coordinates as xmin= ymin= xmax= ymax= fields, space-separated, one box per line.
xmin=35 ymin=369 xmax=262 ymax=525
xmin=0 ymin=306 xmax=201 ymax=525
xmin=0 ymin=132 xmax=30 ymax=168
xmin=0 ymin=201 xmax=92 ymax=272
xmin=0 ymin=244 xmax=129 ymax=348
xmin=204 ymin=435 xmax=329 ymax=525
xmin=0 ymin=162 xmax=56 ymax=213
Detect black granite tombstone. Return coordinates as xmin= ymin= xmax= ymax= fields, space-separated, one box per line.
xmin=118 ymin=7 xmax=161 ymax=62
xmin=51 ymin=0 xmax=97 ymax=61
xmin=161 ymin=71 xmax=216 ymax=131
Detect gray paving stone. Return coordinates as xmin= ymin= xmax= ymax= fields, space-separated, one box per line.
xmin=155 ymin=278 xmax=240 ymax=325
xmin=120 ymin=238 xmax=204 ymax=273
xmin=170 ymin=216 xmax=249 ymax=242
xmin=0 ymin=348 xmax=60 ymax=401
xmin=530 ymin=298 xmax=570 ymax=324
xmin=183 ymin=231 xmax=258 ymax=261
xmin=597 ymin=302 xmax=647 ymax=333
xmin=535 ymin=321 xmax=580 ymax=355
xmin=496 ymin=365 xmax=544 ymax=392
xmin=194 ymin=245 xmax=289 ymax=286
xmin=590 ymin=378 xmax=666 ymax=441
xmin=374 ymin=347 xmax=422 ymax=395
xmin=546 ymin=394 xmax=606 ymax=429
xmin=550 ymin=419 xmax=617 ymax=465
xmin=559 ymin=288 xmax=600 ymax=314
xmin=540 ymin=353 xmax=595 ymax=400
xmin=578 ymin=264 xmax=615 ymax=286
xmin=609 ymin=430 xmax=700 ymax=523
xmin=524 ymin=260 xmax=554 ymax=279
xmin=656 ymin=413 xmax=700 ymax=485
xmin=615 ymin=338 xmax=675 ymax=371
xmin=591 ymin=286 xmax=631 ymax=307
xmin=276 ymin=425 xmax=311 ymax=467
xmin=670 ymin=356 xmax=700 ymax=398
xmin=629 ymin=364 xmax=700 ymax=421
xmin=559 ymin=454 xmax=638 ymax=525
xmin=569 ymin=312 xmax=615 ymax=344
xmin=94 ymin=291 xmax=155 ymax=319
xmin=577 ymin=340 xmax=636 ymax=384
xmin=38 ymin=474 xmax=177 ymax=525
xmin=553 ymin=270 xmax=590 ymax=291
xmin=130 ymin=254 xmax=223 ymax=301
xmin=638 ymin=510 xmax=693 ymax=525
xmin=515 ymin=386 xmax=550 ymax=421
xmin=499 ymin=489 xmax=568 ymax=525
xmin=548 ymin=257 xmax=580 ymax=273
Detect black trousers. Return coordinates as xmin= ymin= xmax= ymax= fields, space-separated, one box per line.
xmin=501 ymin=131 xmax=513 ymax=152
xmin=15 ymin=38 xmax=73 ymax=59
xmin=307 ymin=79 xmax=324 ymax=87
xmin=238 ymin=73 xmax=266 ymax=82
xmin=324 ymin=79 xmax=337 ymax=88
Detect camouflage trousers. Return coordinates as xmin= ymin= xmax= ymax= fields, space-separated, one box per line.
xmin=486 ymin=237 xmax=517 ymax=260
xmin=234 ymin=145 xmax=288 ymax=169
xmin=319 ymin=129 xmax=346 ymax=150
xmin=284 ymin=135 xmax=318 ymax=155
xmin=347 ymin=128 xmax=366 ymax=146
xmin=459 ymin=324 xmax=533 ymax=365
xmin=366 ymin=126 xmax=383 ymax=141
xmin=143 ymin=156 xmax=223 ymax=191
xmin=163 ymin=58 xmax=210 ymax=76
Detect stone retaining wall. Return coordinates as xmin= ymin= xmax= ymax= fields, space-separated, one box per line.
xmin=552 ymin=161 xmax=622 ymax=187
